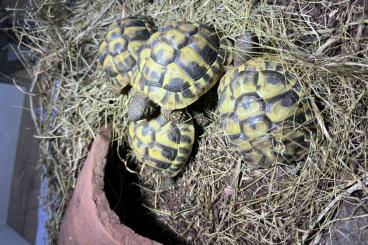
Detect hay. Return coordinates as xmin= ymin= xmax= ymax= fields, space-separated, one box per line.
xmin=9 ymin=0 xmax=368 ymax=244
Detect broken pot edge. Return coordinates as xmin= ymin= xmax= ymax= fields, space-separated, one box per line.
xmin=58 ymin=125 xmax=161 ymax=245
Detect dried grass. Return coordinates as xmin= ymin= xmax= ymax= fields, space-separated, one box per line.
xmin=9 ymin=0 xmax=368 ymax=244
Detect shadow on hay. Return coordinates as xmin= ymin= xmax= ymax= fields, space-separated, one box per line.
xmin=103 ymin=143 xmax=185 ymax=245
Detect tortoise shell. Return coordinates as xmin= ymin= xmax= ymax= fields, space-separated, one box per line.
xmin=132 ymin=22 xmax=224 ymax=110
xmin=128 ymin=114 xmax=195 ymax=177
xmin=218 ymin=56 xmax=314 ymax=168
xmin=98 ymin=16 xmax=155 ymax=87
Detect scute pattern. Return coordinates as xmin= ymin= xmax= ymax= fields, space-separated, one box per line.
xmin=133 ymin=22 xmax=224 ymax=109
xmin=98 ymin=16 xmax=155 ymax=87
xmin=128 ymin=115 xmax=195 ymax=177
xmin=218 ymin=56 xmax=313 ymax=168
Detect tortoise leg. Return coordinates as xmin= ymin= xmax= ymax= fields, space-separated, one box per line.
xmin=161 ymin=109 xmax=192 ymax=124
xmin=191 ymin=110 xmax=212 ymax=127
xmin=127 ymin=90 xmax=158 ymax=121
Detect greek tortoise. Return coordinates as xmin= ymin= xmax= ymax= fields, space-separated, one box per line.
xmin=98 ymin=16 xmax=155 ymax=88
xmin=128 ymin=113 xmax=195 ymax=177
xmin=128 ymin=22 xmax=225 ymax=122
xmin=218 ymin=56 xmax=314 ymax=168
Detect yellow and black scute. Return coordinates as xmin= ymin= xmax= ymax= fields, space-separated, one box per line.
xmin=128 ymin=115 xmax=195 ymax=177
xmin=98 ymin=16 xmax=155 ymax=87
xmin=218 ymin=56 xmax=314 ymax=168
xmin=132 ymin=22 xmax=224 ymax=110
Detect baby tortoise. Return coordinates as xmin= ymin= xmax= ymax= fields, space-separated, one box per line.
xmin=128 ymin=22 xmax=225 ymax=122
xmin=98 ymin=16 xmax=155 ymax=88
xmin=128 ymin=112 xmax=195 ymax=177
xmin=218 ymin=55 xmax=314 ymax=168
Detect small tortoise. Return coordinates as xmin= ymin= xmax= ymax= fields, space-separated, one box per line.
xmin=128 ymin=22 xmax=225 ymax=122
xmin=218 ymin=55 xmax=314 ymax=168
xmin=98 ymin=16 xmax=155 ymax=88
xmin=128 ymin=113 xmax=195 ymax=177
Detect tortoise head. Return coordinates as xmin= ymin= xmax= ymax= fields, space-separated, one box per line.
xmin=127 ymin=91 xmax=159 ymax=122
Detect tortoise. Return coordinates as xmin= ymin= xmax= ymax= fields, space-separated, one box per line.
xmin=128 ymin=22 xmax=225 ymax=122
xmin=218 ymin=55 xmax=314 ymax=168
xmin=128 ymin=112 xmax=195 ymax=177
xmin=98 ymin=16 xmax=155 ymax=88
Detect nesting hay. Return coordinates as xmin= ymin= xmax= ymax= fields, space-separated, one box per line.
xmin=9 ymin=0 xmax=368 ymax=244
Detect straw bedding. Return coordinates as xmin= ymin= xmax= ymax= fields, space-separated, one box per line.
xmin=9 ymin=0 xmax=368 ymax=244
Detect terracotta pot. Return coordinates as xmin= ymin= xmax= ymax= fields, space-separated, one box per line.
xmin=58 ymin=126 xmax=161 ymax=245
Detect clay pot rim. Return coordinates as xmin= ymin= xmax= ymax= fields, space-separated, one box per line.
xmin=58 ymin=125 xmax=160 ymax=245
